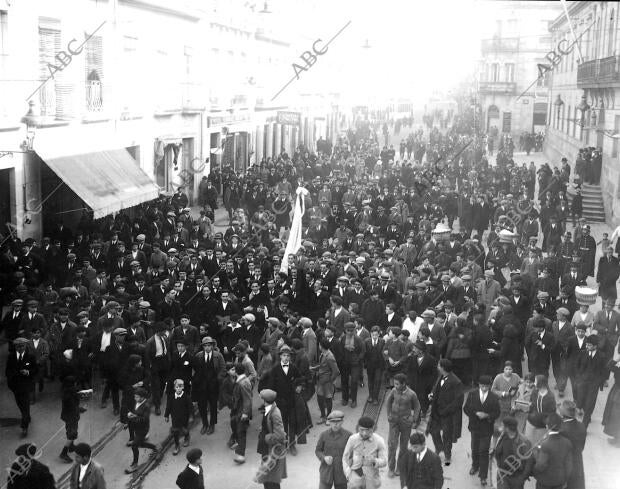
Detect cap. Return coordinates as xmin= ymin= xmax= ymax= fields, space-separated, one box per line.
xmin=11 ymin=299 xmax=23 ymax=306
xmin=537 ymin=291 xmax=549 ymax=299
xmin=139 ymin=301 xmax=151 ymax=308
xmin=484 ymin=270 xmax=495 ymax=278
xmin=201 ymin=336 xmax=216 ymax=345
xmin=326 ymin=410 xmax=345 ymax=422
xmin=232 ymin=343 xmax=247 ymax=353
xmin=260 ymin=389 xmax=277 ymax=403
xmin=461 ymin=274 xmax=472 ymax=281
xmin=27 ymin=299 xmax=38 ymax=306
xmin=422 ymin=309 xmax=436 ymax=318
xmin=279 ymin=344 xmax=292 ymax=354
xmin=413 ymin=340 xmax=427 ymax=351
xmin=243 ymin=313 xmax=256 ymax=322
xmin=113 ymin=327 xmax=127 ymax=336
xmin=13 ymin=337 xmax=29 ymax=346
xmin=556 ymin=307 xmax=569 ymax=317
xmin=344 ymin=322 xmax=355 ymax=330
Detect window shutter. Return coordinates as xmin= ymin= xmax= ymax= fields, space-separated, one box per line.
xmin=38 ymin=17 xmax=61 ymax=117
xmin=85 ymin=35 xmax=103 ymax=112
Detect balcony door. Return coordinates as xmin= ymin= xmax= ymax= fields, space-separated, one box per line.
xmin=487 ymin=105 xmax=500 ymax=132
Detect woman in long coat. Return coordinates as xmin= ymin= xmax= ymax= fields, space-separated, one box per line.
xmin=256 ymin=389 xmax=287 ymax=488
xmin=603 ymin=338 xmax=620 ymax=446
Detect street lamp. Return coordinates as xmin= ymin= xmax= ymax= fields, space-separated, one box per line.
xmin=554 ymin=94 xmax=564 ymax=123
xmin=20 ymin=100 xmax=41 ymax=152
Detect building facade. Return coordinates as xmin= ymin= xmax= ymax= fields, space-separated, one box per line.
xmin=544 ymin=1 xmax=620 ymax=226
xmin=476 ymin=1 xmax=561 ymax=137
xmin=0 ymin=0 xmax=342 ymax=241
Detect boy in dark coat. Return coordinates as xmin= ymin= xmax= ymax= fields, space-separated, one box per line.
xmin=60 ymin=375 xmax=81 ymax=463
xmin=398 ymin=431 xmax=444 ymax=489
xmin=125 ymin=387 xmax=158 ymax=473
xmin=165 ymin=379 xmax=193 ymax=456
xmin=176 ymin=448 xmax=205 ymax=489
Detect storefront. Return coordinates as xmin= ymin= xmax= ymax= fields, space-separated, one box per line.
xmin=207 ymin=112 xmax=254 ymax=173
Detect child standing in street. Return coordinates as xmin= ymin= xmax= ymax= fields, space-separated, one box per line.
xmin=59 ymin=375 xmax=80 ymax=463
xmin=165 ymin=379 xmax=192 ymax=456
xmin=125 ymin=387 xmax=158 ymax=473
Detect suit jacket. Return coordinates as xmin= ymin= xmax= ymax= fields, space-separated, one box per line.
xmin=128 ymin=399 xmax=151 ymax=436
xmin=364 ymin=337 xmax=386 ymax=370
xmin=192 ymin=350 xmax=226 ymax=394
xmin=231 ymin=375 xmax=253 ymax=418
xmin=429 ymin=372 xmax=463 ymax=442
xmin=176 ymin=465 xmax=205 ymax=489
xmin=398 ymin=448 xmax=443 ymax=489
xmin=328 ymin=308 xmax=350 ymax=337
xmin=533 ymin=433 xmax=573 ymax=486
xmin=566 ymin=335 xmax=587 ymax=376
xmin=165 ymin=391 xmax=193 ymax=428
xmin=463 ymin=389 xmax=500 ymax=435
xmin=593 ymin=309 xmax=620 ymax=351
xmin=5 ymin=350 xmax=38 ymax=391
xmin=69 ymin=460 xmax=106 ymax=489
xmin=574 ymin=349 xmax=608 ymax=387
xmin=525 ymin=330 xmax=555 ymax=373
xmin=19 ymin=312 xmax=48 ymax=337
xmin=478 ymin=279 xmax=501 ymax=307
xmin=302 ymin=328 xmax=318 ymax=365
xmin=267 ymin=362 xmax=300 ymax=408
xmin=406 ymin=354 xmax=438 ymax=400
xmin=551 ymin=320 xmax=574 ymax=355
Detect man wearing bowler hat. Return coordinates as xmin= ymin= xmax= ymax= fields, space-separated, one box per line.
xmin=315 ymin=410 xmax=352 ymax=489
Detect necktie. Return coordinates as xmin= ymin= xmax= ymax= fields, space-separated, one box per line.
xmin=161 ymin=336 xmax=167 ymax=355
xmin=417 ymin=454 xmax=421 ymax=462
xmin=18 ymin=353 xmax=22 ymax=362
xmin=608 ymin=312 xmax=612 ymax=322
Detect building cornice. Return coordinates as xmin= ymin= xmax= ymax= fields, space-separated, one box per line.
xmin=119 ymin=0 xmax=201 ymax=22
xmin=550 ymin=1 xmax=591 ymax=30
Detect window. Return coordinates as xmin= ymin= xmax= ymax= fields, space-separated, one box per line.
xmin=609 ymin=10 xmax=615 ymax=56
xmin=38 ymin=18 xmax=61 ymax=117
xmin=490 ymin=63 xmax=499 ymax=82
xmin=505 ymin=63 xmax=515 ymax=82
xmin=502 ymin=112 xmax=511 ymax=133
xmin=0 ymin=10 xmax=7 ymax=71
xmin=566 ymin=105 xmax=571 ymax=135
xmin=613 ymin=115 xmax=620 ymax=158
xmin=121 ymin=36 xmax=138 ymax=112
xmin=85 ymin=35 xmax=103 ymax=112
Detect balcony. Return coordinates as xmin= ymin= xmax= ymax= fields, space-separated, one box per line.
xmin=481 ymin=37 xmax=519 ymax=54
xmin=577 ymin=56 xmax=620 ymax=86
xmin=479 ymin=81 xmax=517 ymax=95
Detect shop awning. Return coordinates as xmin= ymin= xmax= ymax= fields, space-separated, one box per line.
xmin=41 ymin=149 xmax=160 ymax=219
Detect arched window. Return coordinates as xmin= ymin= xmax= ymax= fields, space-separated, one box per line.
xmin=86 ymin=69 xmax=102 ymax=112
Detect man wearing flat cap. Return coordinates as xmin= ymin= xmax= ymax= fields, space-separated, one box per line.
xmin=256 ymin=388 xmax=287 ymax=487
xmin=6 ymin=338 xmax=38 ymax=437
xmin=19 ymin=299 xmax=48 ymax=339
xmin=1 ymin=299 xmax=25 ymax=349
xmin=559 ymin=400 xmax=586 ymax=489
xmin=594 ymin=297 xmax=620 ymax=365
xmin=315 ymin=410 xmax=351 ymax=489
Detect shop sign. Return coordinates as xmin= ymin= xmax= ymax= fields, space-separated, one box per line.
xmin=277 ymin=111 xmax=301 ymax=125
xmin=208 ymin=113 xmax=252 ymax=127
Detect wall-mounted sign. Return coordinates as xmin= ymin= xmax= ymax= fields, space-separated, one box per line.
xmin=277 ymin=111 xmax=302 ymax=125
xmin=208 ymin=113 xmax=252 ymax=127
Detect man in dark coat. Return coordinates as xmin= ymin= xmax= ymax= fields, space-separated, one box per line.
xmin=559 ymin=400 xmax=586 ymax=489
xmin=596 ymin=246 xmax=620 ymax=303
xmin=5 ymin=338 xmax=38 ymax=437
xmin=7 ymin=443 xmax=55 ymax=489
xmin=574 ymin=334 xmax=608 ymax=427
xmin=576 ymin=225 xmax=596 ymax=277
xmin=267 ymin=344 xmax=302 ymax=455
xmin=428 ymin=359 xmax=463 ymax=466
xmin=314 ymin=409 xmax=352 ymax=489
xmin=176 ymin=448 xmax=205 ymax=489
xmin=406 ymin=340 xmax=438 ymax=418
xmin=525 ymin=320 xmax=555 ymax=376
xmin=533 ymin=413 xmax=574 ymax=489
xmin=463 ymin=375 xmax=500 ymax=486
xmin=398 ymin=431 xmax=444 ymax=489
xmin=364 ymin=326 xmax=386 ymax=404
xmin=192 ymin=336 xmax=226 ymax=434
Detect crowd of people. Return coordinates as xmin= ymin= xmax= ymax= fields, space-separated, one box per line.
xmin=2 ymin=108 xmax=620 ymax=489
